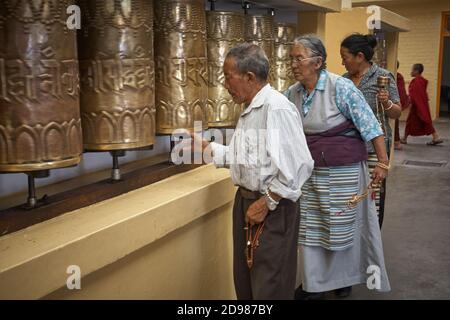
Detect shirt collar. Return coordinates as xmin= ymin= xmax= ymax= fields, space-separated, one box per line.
xmin=366 ymin=63 xmax=378 ymax=78
xmin=296 ymin=69 xmax=328 ymax=93
xmin=240 ymin=83 xmax=271 ymax=117
xmin=359 ymin=63 xmax=378 ymax=86
xmin=343 ymin=63 xmax=378 ymax=84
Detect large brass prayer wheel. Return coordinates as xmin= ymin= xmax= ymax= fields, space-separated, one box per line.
xmin=154 ymin=0 xmax=208 ymax=134
xmin=78 ymin=0 xmax=155 ymax=151
xmin=244 ymin=15 xmax=276 ymax=86
xmin=0 ymin=0 xmax=82 ymax=172
xmin=206 ymin=11 xmax=245 ymax=128
xmin=274 ymin=23 xmax=296 ymax=92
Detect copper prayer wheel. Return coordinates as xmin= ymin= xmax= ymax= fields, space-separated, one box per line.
xmin=274 ymin=23 xmax=296 ymax=92
xmin=244 ymin=14 xmax=275 ymax=86
xmin=78 ymin=0 xmax=155 ymax=151
xmin=154 ymin=0 xmax=208 ymax=134
xmin=376 ymin=75 xmax=391 ymax=135
xmin=206 ymin=11 xmax=245 ymax=128
xmin=377 ymin=75 xmax=390 ymax=90
xmin=0 ymin=0 xmax=82 ymax=172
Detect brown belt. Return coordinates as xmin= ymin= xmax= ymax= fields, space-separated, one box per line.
xmin=239 ymin=187 xmax=263 ymax=200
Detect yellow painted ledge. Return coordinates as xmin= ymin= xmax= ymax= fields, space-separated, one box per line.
xmin=0 ymin=164 xmax=236 ymax=299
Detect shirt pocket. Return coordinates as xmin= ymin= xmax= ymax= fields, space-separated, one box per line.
xmin=244 ymin=133 xmax=260 ymax=168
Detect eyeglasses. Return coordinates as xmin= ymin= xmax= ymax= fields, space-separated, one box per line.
xmin=290 ymin=56 xmax=320 ymax=65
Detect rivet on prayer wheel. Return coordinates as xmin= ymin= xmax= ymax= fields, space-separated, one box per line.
xmin=206 ymin=11 xmax=245 ymax=128
xmin=78 ymin=0 xmax=156 ymax=151
xmin=274 ymin=23 xmax=297 ymax=92
xmin=0 ymin=0 xmax=82 ymax=173
xmin=244 ymin=14 xmax=276 ymax=86
xmin=154 ymin=0 xmax=209 ymax=134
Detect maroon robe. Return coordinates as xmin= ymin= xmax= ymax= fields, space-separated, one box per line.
xmin=397 ymin=72 xmax=409 ymax=110
xmin=405 ymin=75 xmax=435 ymax=136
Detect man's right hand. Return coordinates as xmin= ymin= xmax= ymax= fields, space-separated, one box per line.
xmin=189 ymin=131 xmax=210 ymax=153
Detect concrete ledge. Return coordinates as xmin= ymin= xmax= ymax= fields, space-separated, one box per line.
xmin=0 ymin=164 xmax=236 ymax=299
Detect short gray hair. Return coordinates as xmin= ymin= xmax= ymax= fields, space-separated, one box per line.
xmin=226 ymin=43 xmax=269 ymax=82
xmin=293 ymin=34 xmax=327 ymax=70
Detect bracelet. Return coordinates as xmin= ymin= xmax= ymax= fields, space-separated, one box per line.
xmin=264 ymin=189 xmax=280 ymax=211
xmin=376 ymin=162 xmax=390 ymax=170
xmin=384 ymin=100 xmax=394 ymax=111
xmin=265 ymin=189 xmax=279 ymax=205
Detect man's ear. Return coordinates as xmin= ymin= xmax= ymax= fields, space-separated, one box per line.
xmin=246 ymin=71 xmax=257 ymax=82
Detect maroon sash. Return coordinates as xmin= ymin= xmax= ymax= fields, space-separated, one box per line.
xmin=306 ymin=120 xmax=368 ymax=167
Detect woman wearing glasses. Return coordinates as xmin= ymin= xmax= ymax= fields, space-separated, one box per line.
xmin=284 ymin=35 xmax=391 ymax=299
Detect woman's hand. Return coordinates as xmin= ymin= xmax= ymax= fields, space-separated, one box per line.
xmin=377 ymin=89 xmax=390 ymax=106
xmin=372 ymin=165 xmax=388 ymax=186
xmin=378 ymin=89 xmax=402 ymax=118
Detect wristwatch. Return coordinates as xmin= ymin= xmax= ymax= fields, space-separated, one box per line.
xmin=264 ymin=189 xmax=279 ymax=211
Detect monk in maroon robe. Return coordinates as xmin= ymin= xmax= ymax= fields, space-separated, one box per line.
xmin=401 ymin=64 xmax=443 ymax=145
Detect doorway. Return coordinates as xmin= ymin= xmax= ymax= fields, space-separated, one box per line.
xmin=438 ymin=12 xmax=450 ymax=118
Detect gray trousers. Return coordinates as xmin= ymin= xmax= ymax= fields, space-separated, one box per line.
xmin=232 ymin=188 xmax=300 ymax=300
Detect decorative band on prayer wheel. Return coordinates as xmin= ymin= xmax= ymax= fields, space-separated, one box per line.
xmin=154 ymin=0 xmax=208 ymax=134
xmin=78 ymin=0 xmax=156 ymax=151
xmin=206 ymin=11 xmax=245 ymax=128
xmin=244 ymin=14 xmax=276 ymax=86
xmin=274 ymin=23 xmax=297 ymax=92
xmin=0 ymin=0 xmax=82 ymax=172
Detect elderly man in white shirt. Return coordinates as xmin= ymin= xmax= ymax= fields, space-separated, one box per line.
xmin=195 ymin=43 xmax=313 ymax=299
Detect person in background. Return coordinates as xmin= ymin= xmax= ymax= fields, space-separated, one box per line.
xmin=394 ymin=61 xmax=409 ymax=150
xmin=285 ymin=35 xmax=391 ymax=300
xmin=401 ymin=64 xmax=443 ymax=146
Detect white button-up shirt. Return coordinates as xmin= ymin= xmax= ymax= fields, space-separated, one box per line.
xmin=211 ymin=84 xmax=314 ymax=202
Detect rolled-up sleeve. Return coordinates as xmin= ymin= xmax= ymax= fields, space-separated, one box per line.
xmin=387 ymin=72 xmax=401 ymax=104
xmin=265 ymin=108 xmax=314 ymax=202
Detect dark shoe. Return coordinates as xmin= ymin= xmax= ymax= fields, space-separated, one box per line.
xmin=426 ymin=139 xmax=443 ymax=146
xmin=295 ymin=285 xmax=325 ymax=300
xmin=334 ymin=286 xmax=352 ymax=298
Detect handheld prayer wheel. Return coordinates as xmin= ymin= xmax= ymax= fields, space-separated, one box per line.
xmin=377 ymin=75 xmax=390 ymax=90
xmin=274 ymin=23 xmax=296 ymax=92
xmin=244 ymin=14 xmax=276 ymax=86
xmin=206 ymin=11 xmax=245 ymax=128
xmin=78 ymin=0 xmax=156 ymax=151
xmin=376 ymin=75 xmax=391 ymax=135
xmin=154 ymin=0 xmax=208 ymax=134
xmin=0 ymin=0 xmax=82 ymax=172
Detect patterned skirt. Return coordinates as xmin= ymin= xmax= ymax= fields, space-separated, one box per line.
xmin=298 ymin=164 xmax=360 ymax=251
xmin=296 ymin=161 xmax=391 ymax=292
